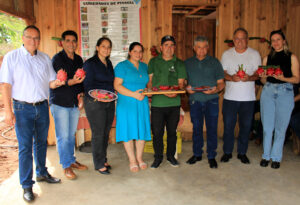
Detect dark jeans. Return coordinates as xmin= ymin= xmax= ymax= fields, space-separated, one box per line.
xmin=151 ymin=106 xmax=180 ymax=160
xmin=84 ymin=97 xmax=115 ymax=170
xmin=190 ymin=98 xmax=219 ymax=159
xmin=222 ymin=99 xmax=255 ymax=155
xmin=13 ymin=100 xmax=49 ymax=188
xmin=290 ymin=112 xmax=300 ymax=139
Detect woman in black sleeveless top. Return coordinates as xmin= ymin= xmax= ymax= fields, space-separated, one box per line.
xmin=259 ymin=30 xmax=299 ymax=169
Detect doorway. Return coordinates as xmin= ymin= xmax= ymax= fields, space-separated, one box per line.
xmin=172 ymin=5 xmax=216 ymax=61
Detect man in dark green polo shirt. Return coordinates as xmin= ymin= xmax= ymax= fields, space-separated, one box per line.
xmin=148 ymin=35 xmax=187 ymax=168
xmin=185 ymin=36 xmax=225 ymax=169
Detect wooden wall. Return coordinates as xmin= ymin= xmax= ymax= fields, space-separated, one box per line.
xmin=216 ymin=0 xmax=288 ymax=59
xmin=34 ymin=0 xmax=79 ymax=58
xmin=173 ymin=15 xmax=216 ymax=60
xmin=286 ymin=0 xmax=300 ymax=59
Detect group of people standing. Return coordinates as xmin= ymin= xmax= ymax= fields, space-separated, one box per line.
xmin=0 ymin=25 xmax=299 ymax=203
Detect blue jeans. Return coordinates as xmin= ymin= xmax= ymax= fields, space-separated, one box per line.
xmin=190 ymin=98 xmax=219 ymax=159
xmin=222 ymin=99 xmax=255 ymax=155
xmin=13 ymin=100 xmax=49 ymax=189
xmin=260 ymin=82 xmax=294 ymax=162
xmin=50 ymin=104 xmax=80 ymax=169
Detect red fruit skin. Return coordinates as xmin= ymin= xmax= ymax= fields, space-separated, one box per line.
xmin=237 ymin=70 xmax=245 ymax=79
xmin=57 ymin=70 xmax=67 ymax=82
xmin=75 ymin=68 xmax=86 ymax=78
xmin=274 ymin=68 xmax=283 ymax=76
xmin=173 ymin=85 xmax=179 ymax=90
xmin=256 ymin=68 xmax=265 ymax=75
xmin=159 ymin=85 xmax=170 ymax=90
xmin=266 ymin=68 xmax=275 ymax=76
xmin=152 ymin=87 xmax=158 ymax=91
xmin=97 ymin=93 xmax=107 ymax=99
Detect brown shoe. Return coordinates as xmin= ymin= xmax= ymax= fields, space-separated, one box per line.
xmin=64 ymin=167 xmax=76 ymax=180
xmin=71 ymin=161 xmax=88 ymax=170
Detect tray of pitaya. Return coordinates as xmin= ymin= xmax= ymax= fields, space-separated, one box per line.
xmin=143 ymin=85 xmax=186 ymax=95
xmin=88 ymin=89 xmax=118 ymax=102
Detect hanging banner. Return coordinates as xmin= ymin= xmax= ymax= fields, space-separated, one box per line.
xmin=78 ymin=0 xmax=141 ymax=66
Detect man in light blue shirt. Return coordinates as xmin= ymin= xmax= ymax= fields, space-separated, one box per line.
xmin=0 ymin=25 xmax=64 ymax=202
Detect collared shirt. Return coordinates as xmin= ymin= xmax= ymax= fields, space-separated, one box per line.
xmin=49 ymin=49 xmax=84 ymax=107
xmin=83 ymin=55 xmax=114 ymax=97
xmin=148 ymin=53 xmax=187 ymax=107
xmin=0 ymin=46 xmax=56 ymax=103
xmin=185 ymin=55 xmax=224 ymax=102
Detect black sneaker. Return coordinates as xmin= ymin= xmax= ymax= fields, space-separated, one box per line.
xmin=151 ymin=159 xmax=162 ymax=169
xmin=167 ymin=157 xmax=179 ymax=167
xmin=271 ymin=161 xmax=280 ymax=169
xmin=260 ymin=159 xmax=269 ymax=167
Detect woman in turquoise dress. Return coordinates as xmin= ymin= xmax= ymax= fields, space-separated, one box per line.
xmin=114 ymin=42 xmax=151 ymax=172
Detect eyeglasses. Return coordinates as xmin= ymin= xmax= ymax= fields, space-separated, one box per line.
xmin=24 ymin=35 xmax=40 ymax=41
xmin=234 ymin=38 xmax=247 ymax=41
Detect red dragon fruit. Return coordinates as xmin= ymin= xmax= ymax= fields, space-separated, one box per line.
xmin=75 ymin=68 xmax=86 ymax=79
xmin=274 ymin=66 xmax=283 ymax=76
xmin=236 ymin=64 xmax=246 ymax=79
xmin=57 ymin=69 xmax=67 ymax=82
xmin=256 ymin=65 xmax=265 ymax=76
xmin=266 ymin=66 xmax=275 ymax=76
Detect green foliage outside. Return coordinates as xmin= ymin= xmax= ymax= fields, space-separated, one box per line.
xmin=0 ymin=12 xmax=26 ymax=56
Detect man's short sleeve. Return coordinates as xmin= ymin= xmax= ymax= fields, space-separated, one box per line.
xmin=0 ymin=54 xmax=13 ymax=85
xmin=214 ymin=59 xmax=225 ymax=80
xmin=114 ymin=62 xmax=126 ymax=79
xmin=148 ymin=58 xmax=154 ymax=75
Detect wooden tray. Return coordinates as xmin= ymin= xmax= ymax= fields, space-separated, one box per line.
xmin=142 ymin=89 xmax=186 ymax=95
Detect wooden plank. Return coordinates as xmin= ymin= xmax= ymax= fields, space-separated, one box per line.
xmin=184 ymin=5 xmax=207 ymax=17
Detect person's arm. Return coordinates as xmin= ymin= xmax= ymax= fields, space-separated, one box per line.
xmin=2 ymin=83 xmax=15 ymax=126
xmin=67 ymin=72 xmax=85 ymax=86
xmin=224 ymin=70 xmax=240 ymax=82
xmin=273 ymin=54 xmax=300 ymax=84
xmin=203 ymin=79 xmax=225 ymax=95
xmin=114 ymin=77 xmax=144 ymax=101
xmin=260 ymin=56 xmax=268 ymax=84
xmin=49 ymin=79 xmax=65 ymax=89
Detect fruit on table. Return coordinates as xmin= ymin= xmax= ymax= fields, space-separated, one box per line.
xmin=159 ymin=85 xmax=170 ymax=90
xmin=274 ymin=66 xmax=283 ymax=76
xmin=75 ymin=68 xmax=86 ymax=78
xmin=256 ymin=65 xmax=265 ymax=75
xmin=266 ymin=66 xmax=275 ymax=76
xmin=236 ymin=64 xmax=246 ymax=79
xmin=152 ymin=87 xmax=159 ymax=91
xmin=57 ymin=69 xmax=67 ymax=82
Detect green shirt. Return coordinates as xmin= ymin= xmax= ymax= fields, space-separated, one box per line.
xmin=148 ymin=54 xmax=187 ymax=107
xmin=185 ymin=55 xmax=224 ymax=102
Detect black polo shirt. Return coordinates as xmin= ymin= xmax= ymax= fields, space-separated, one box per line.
xmin=83 ymin=55 xmax=114 ymax=98
xmin=49 ymin=49 xmax=84 ymax=107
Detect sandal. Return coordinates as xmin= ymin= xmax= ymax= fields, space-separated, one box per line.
xmin=129 ymin=164 xmax=139 ymax=173
xmin=139 ymin=162 xmax=147 ymax=170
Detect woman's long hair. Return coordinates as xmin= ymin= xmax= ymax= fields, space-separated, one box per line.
xmin=94 ymin=37 xmax=112 ymax=59
xmin=269 ymin=29 xmax=290 ymax=58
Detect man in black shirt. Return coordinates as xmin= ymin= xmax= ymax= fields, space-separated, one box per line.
xmin=50 ymin=30 xmax=88 ymax=180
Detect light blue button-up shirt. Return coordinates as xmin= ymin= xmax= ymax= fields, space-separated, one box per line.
xmin=0 ymin=46 xmax=56 ymax=103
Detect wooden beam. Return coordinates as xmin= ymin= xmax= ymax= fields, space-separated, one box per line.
xmin=184 ymin=6 xmax=207 ymax=17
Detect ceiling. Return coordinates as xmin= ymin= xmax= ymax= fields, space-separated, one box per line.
xmin=172 ymin=5 xmax=216 ymax=19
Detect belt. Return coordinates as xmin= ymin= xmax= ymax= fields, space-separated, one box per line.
xmin=13 ymin=99 xmax=47 ymax=106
